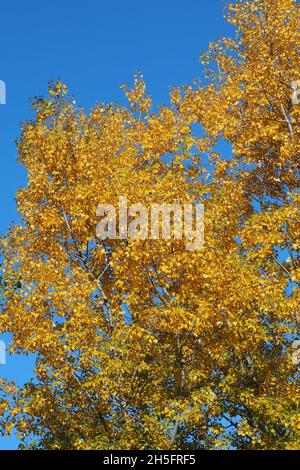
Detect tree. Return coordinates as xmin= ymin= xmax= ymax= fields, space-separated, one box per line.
xmin=0 ymin=0 xmax=299 ymax=450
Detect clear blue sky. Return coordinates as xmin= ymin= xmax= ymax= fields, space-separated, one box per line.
xmin=0 ymin=0 xmax=232 ymax=449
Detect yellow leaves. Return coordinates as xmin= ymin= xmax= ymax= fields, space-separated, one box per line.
xmin=122 ymin=75 xmax=152 ymax=115
xmin=0 ymin=0 xmax=299 ymax=450
xmin=48 ymin=81 xmax=68 ymax=98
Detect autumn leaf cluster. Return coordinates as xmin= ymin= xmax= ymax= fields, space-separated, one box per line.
xmin=0 ymin=0 xmax=299 ymax=450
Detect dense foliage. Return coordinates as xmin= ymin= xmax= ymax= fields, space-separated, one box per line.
xmin=0 ymin=0 xmax=299 ymax=449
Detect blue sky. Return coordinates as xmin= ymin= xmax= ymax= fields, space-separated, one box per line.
xmin=0 ymin=0 xmax=232 ymax=449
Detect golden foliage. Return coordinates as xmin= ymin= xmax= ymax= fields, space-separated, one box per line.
xmin=0 ymin=0 xmax=299 ymax=450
